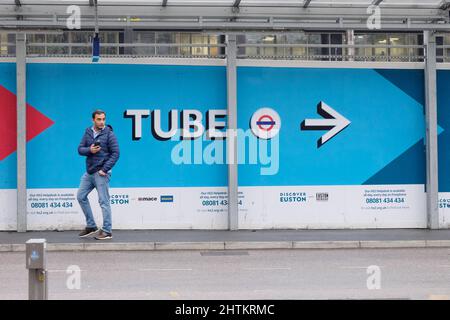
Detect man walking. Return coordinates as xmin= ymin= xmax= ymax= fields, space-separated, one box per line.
xmin=77 ymin=110 xmax=120 ymax=240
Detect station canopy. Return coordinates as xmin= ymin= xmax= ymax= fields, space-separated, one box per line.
xmin=0 ymin=0 xmax=449 ymax=31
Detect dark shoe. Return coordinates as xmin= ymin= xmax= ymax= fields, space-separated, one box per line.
xmin=78 ymin=227 xmax=98 ymax=238
xmin=95 ymin=230 xmax=113 ymax=240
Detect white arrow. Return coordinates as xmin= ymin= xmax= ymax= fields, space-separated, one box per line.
xmin=301 ymin=101 xmax=351 ymax=147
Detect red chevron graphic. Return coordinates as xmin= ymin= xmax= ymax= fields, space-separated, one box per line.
xmin=0 ymin=85 xmax=54 ymax=161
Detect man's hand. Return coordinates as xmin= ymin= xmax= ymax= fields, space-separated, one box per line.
xmin=90 ymin=144 xmax=101 ymax=154
xmin=98 ymin=170 xmax=107 ymax=176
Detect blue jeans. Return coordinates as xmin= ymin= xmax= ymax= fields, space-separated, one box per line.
xmin=77 ymin=171 xmax=112 ymax=234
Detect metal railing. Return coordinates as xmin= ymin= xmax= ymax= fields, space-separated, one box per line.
xmin=237 ymin=43 xmax=426 ymax=62
xmin=437 ymin=44 xmax=450 ymax=62
xmin=2 ymin=42 xmax=450 ymax=62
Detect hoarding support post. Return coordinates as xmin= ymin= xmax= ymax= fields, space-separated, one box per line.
xmin=16 ymin=32 xmax=27 ymax=233
xmin=424 ymin=30 xmax=439 ymax=229
xmin=227 ymin=34 xmax=239 ymax=231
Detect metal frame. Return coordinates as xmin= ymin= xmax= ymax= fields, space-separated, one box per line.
xmin=303 ymin=0 xmax=312 ymax=9
xmin=441 ymin=1 xmax=450 ymax=11
xmin=424 ymin=30 xmax=440 ymax=229
xmin=16 ymin=32 xmax=26 ymax=232
xmin=4 ymin=0 xmax=446 ymax=231
xmin=0 ymin=36 xmax=428 ymax=62
xmin=0 ymin=1 xmax=449 ymax=31
xmin=226 ymin=34 xmax=238 ymax=230
xmin=233 ymin=0 xmax=242 ymax=8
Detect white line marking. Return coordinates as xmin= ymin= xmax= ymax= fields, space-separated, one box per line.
xmin=243 ymin=267 xmax=291 ymax=271
xmin=139 ymin=268 xmax=192 ymax=271
xmin=48 ymin=269 xmax=84 ymax=273
xmin=340 ymin=266 xmax=383 ymax=269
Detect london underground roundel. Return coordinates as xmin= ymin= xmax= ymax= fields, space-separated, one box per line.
xmin=250 ymin=107 xmax=281 ymax=140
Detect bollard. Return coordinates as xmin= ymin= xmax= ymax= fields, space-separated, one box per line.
xmin=25 ymin=239 xmax=48 ymax=300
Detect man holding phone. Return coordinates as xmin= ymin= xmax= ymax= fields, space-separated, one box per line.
xmin=77 ymin=110 xmax=120 ymax=240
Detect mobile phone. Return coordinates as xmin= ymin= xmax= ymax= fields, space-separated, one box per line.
xmin=94 ymin=141 xmax=100 ymax=147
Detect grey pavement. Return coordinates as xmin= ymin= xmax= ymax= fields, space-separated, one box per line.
xmin=1 ymin=229 xmax=450 ymax=251
xmin=2 ymin=248 xmax=450 ymax=299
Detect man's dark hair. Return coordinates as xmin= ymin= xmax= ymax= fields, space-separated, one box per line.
xmin=92 ymin=110 xmax=106 ymax=119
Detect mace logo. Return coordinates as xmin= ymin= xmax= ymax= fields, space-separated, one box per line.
xmin=138 ymin=196 xmax=158 ymax=202
xmin=160 ymin=195 xmax=174 ymax=203
xmin=250 ymin=108 xmax=281 ymax=140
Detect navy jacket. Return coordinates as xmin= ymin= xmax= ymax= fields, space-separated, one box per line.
xmin=78 ymin=126 xmax=120 ymax=174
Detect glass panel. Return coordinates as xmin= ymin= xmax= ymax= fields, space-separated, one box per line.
xmin=174 ymin=33 xmax=182 ymax=56
xmin=320 ymin=33 xmax=330 ymax=61
xmin=209 ymin=35 xmax=219 ymax=56
xmin=27 ymin=34 xmax=45 ymax=55
xmin=444 ymin=34 xmax=450 ymax=62
xmin=275 ymin=35 xmax=287 ymax=57
xmin=244 ymin=34 xmax=259 ymax=57
xmin=443 ymin=34 xmax=450 ymax=44
xmin=7 ymin=34 xmax=15 ymax=55
xmin=71 ymin=46 xmax=91 ymax=55
xmin=97 ymin=31 xmax=118 ymax=55
xmin=286 ymin=33 xmax=307 ymax=58
xmin=133 ymin=31 xmax=155 ymax=43
xmin=180 ymin=33 xmax=191 ymax=56
xmin=406 ymin=33 xmax=423 ymax=62
xmin=46 ymin=46 xmax=69 ymax=55
xmin=46 ymin=32 xmax=69 ymax=55
xmin=71 ymin=31 xmax=91 ymax=43
xmin=133 ymin=31 xmax=155 ymax=55
xmin=372 ymin=33 xmax=388 ymax=60
xmin=191 ymin=34 xmax=209 ymax=56
xmin=27 ymin=34 xmax=45 ymax=43
xmin=237 ymin=34 xmax=246 ymax=56
xmin=354 ymin=34 xmax=371 ymax=61
xmin=307 ymin=33 xmax=321 ymax=60
xmin=260 ymin=34 xmax=275 ymax=57
xmin=46 ymin=32 xmax=68 ymax=43
xmin=436 ymin=35 xmax=444 ymax=62
xmin=389 ymin=34 xmax=407 ymax=61
xmin=0 ymin=32 xmax=10 ymax=55
xmin=70 ymin=31 xmax=91 ymax=55
xmin=330 ymin=33 xmax=343 ymax=61
xmin=407 ymin=33 xmax=417 ymax=61
xmin=157 ymin=32 xmax=177 ymax=55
